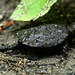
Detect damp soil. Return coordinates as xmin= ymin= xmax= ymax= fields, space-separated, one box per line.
xmin=0 ymin=0 xmax=75 ymax=75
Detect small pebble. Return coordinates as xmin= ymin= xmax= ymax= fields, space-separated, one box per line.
xmin=0 ymin=15 xmax=3 ymax=20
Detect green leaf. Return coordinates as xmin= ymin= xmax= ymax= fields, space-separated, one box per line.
xmin=10 ymin=0 xmax=58 ymax=21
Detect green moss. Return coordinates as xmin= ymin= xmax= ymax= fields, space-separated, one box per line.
xmin=34 ymin=1 xmax=74 ymax=26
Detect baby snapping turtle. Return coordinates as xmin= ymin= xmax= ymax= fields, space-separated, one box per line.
xmin=16 ymin=23 xmax=75 ymax=48
xmin=0 ymin=23 xmax=75 ymax=50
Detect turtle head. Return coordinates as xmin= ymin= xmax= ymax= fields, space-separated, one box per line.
xmin=68 ymin=22 xmax=75 ymax=36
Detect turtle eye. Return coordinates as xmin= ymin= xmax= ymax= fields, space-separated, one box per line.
xmin=72 ymin=23 xmax=75 ymax=33
xmin=70 ymin=23 xmax=75 ymax=36
xmin=73 ymin=24 xmax=75 ymax=29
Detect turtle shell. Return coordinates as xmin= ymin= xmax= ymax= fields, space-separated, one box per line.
xmin=17 ymin=24 xmax=68 ymax=47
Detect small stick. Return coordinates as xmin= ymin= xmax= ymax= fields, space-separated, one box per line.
xmin=24 ymin=58 xmax=26 ymax=68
